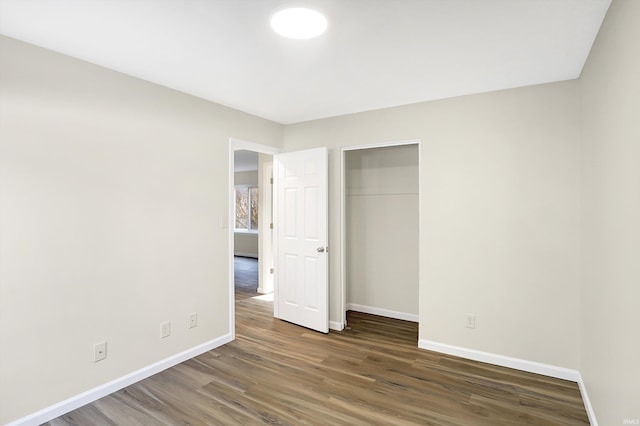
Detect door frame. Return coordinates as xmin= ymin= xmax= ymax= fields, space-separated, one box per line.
xmin=228 ymin=138 xmax=282 ymax=340
xmin=339 ymin=139 xmax=422 ymax=331
xmin=258 ymin=161 xmax=274 ymax=295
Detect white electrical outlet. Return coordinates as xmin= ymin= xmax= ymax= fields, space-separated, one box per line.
xmin=189 ymin=312 xmax=198 ymax=329
xmin=466 ymin=314 xmax=476 ymax=329
xmin=94 ymin=341 xmax=107 ymax=362
xmin=161 ymin=321 xmax=171 ymax=338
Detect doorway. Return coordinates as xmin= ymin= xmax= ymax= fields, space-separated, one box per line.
xmin=233 ymin=149 xmax=260 ymax=298
xmin=228 ymin=139 xmax=280 ymax=339
xmin=340 ymin=140 xmax=421 ymax=330
xmin=228 ymin=141 xmax=330 ymax=336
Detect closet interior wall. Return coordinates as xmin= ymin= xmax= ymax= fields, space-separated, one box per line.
xmin=345 ymin=144 xmax=419 ymax=320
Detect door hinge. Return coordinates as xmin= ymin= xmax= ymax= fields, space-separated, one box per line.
xmin=269 ymin=268 xmax=274 ymax=274
xmin=270 ymin=223 xmax=273 ymax=229
xmin=270 ymin=177 xmax=273 ymax=184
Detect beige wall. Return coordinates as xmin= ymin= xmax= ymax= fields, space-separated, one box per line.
xmin=0 ymin=36 xmax=283 ymax=424
xmin=233 ymin=233 xmax=258 ymax=258
xmin=580 ymin=0 xmax=640 ymax=423
xmin=234 ymin=170 xmax=258 ymax=186
xmin=284 ymin=80 xmax=582 ymax=370
xmin=345 ymin=145 xmax=419 ymax=317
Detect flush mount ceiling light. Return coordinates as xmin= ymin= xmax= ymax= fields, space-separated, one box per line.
xmin=270 ymin=8 xmax=327 ymax=39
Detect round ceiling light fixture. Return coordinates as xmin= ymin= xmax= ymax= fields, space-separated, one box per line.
xmin=270 ymin=8 xmax=327 ymax=39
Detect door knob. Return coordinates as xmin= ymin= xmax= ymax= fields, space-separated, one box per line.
xmin=317 ymin=246 xmax=326 ymax=253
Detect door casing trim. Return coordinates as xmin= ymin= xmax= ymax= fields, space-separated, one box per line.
xmin=339 ymin=139 xmax=422 ymax=333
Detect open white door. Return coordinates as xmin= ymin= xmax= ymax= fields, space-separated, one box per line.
xmin=274 ymin=147 xmax=328 ymax=333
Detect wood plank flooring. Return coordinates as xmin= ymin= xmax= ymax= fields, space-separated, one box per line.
xmin=233 ymin=256 xmax=258 ymax=299
xmin=46 ymin=259 xmax=588 ymax=425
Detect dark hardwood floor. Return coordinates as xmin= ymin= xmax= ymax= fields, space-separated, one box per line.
xmin=46 ymin=259 xmax=588 ymax=425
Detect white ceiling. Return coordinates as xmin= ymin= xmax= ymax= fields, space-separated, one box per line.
xmin=0 ymin=0 xmax=611 ymax=124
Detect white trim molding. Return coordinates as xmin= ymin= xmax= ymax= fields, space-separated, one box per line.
xmin=347 ymin=303 xmax=419 ymax=323
xmin=339 ymin=138 xmax=422 ymax=333
xmin=234 ymin=252 xmax=258 ymax=259
xmin=418 ymin=339 xmax=598 ymax=423
xmin=418 ymin=339 xmax=580 ymax=382
xmin=7 ymin=334 xmax=233 ymax=426
xmin=577 ymin=373 xmax=598 ymax=426
xmin=329 ymin=321 xmax=345 ymax=331
xmin=340 ymin=139 xmax=422 ymax=151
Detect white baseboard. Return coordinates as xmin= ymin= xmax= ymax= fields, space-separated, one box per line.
xmin=329 ymin=321 xmax=344 ymax=331
xmin=7 ymin=334 xmax=234 ymax=426
xmin=577 ymin=373 xmax=598 ymax=426
xmin=234 ymin=252 xmax=258 ymax=258
xmin=418 ymin=339 xmax=600 ymax=423
xmin=418 ymin=339 xmax=580 ymax=382
xmin=347 ymin=303 xmax=419 ymax=323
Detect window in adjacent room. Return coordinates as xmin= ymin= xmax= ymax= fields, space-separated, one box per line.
xmin=235 ymin=186 xmax=259 ymax=232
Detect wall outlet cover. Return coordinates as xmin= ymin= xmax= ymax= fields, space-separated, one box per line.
xmin=94 ymin=341 xmax=107 ymax=362
xmin=466 ymin=314 xmax=476 ymax=329
xmin=161 ymin=321 xmax=171 ymax=338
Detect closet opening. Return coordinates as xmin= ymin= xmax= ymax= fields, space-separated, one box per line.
xmin=340 ymin=141 xmax=420 ymax=334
